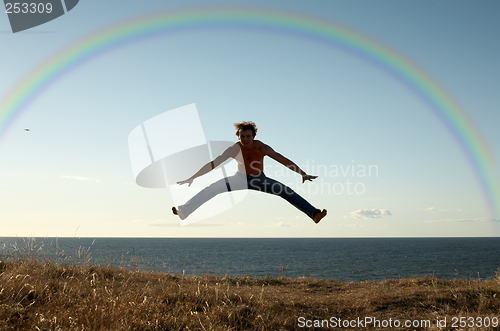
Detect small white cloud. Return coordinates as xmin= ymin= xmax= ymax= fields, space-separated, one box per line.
xmin=424 ymin=207 xmax=462 ymax=212
xmin=350 ymin=209 xmax=392 ymax=219
xmin=339 ymin=223 xmax=365 ymax=228
xmin=62 ymin=175 xmax=100 ymax=183
xmin=266 ymin=222 xmax=291 ymax=227
xmin=424 ymin=218 xmax=500 ymax=223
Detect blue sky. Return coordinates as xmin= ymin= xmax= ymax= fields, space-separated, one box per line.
xmin=0 ymin=0 xmax=499 ymax=237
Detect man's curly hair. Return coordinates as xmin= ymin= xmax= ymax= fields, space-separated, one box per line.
xmin=234 ymin=121 xmax=257 ymax=137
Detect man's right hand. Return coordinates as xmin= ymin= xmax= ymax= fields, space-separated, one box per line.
xmin=177 ymin=178 xmax=194 ymax=187
xmin=302 ymin=174 xmax=318 ymax=183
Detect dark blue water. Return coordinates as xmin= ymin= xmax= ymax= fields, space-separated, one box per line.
xmin=1 ymin=237 xmax=499 ymax=282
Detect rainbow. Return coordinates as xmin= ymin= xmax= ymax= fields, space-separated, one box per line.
xmin=1 ymin=6 xmax=499 ymax=223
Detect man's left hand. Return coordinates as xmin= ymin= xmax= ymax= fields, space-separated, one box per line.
xmin=302 ymin=174 xmax=318 ymax=183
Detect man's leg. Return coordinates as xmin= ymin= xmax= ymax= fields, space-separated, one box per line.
xmin=174 ymin=172 xmax=247 ymax=219
xmin=248 ymin=173 xmax=326 ymax=223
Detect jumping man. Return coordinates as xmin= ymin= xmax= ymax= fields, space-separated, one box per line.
xmin=172 ymin=121 xmax=327 ymax=223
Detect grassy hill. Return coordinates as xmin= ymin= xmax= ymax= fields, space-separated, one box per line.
xmin=1 ymin=258 xmax=500 ymax=330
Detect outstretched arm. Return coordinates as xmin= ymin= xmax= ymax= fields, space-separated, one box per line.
xmin=262 ymin=144 xmax=318 ymax=183
xmin=177 ymin=143 xmax=239 ymax=186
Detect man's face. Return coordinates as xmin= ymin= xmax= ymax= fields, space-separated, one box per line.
xmin=238 ymin=129 xmax=254 ymax=146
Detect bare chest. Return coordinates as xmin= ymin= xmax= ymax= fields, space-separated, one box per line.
xmin=241 ymin=148 xmax=265 ymax=164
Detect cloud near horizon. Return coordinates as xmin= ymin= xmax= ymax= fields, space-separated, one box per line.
xmin=424 ymin=207 xmax=462 ymax=212
xmin=62 ymin=175 xmax=100 ymax=183
xmin=424 ymin=218 xmax=500 ymax=223
xmin=339 ymin=223 xmax=365 ymax=228
xmin=266 ymin=222 xmax=291 ymax=227
xmin=350 ymin=209 xmax=392 ymax=219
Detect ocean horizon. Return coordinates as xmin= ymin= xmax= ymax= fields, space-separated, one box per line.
xmin=1 ymin=237 xmax=499 ymax=282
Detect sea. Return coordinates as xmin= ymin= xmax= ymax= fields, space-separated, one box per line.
xmin=1 ymin=237 xmax=499 ymax=282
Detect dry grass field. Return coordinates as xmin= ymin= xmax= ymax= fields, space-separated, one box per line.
xmin=1 ymin=238 xmax=500 ymax=330
xmin=1 ymin=257 xmax=500 ymax=330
